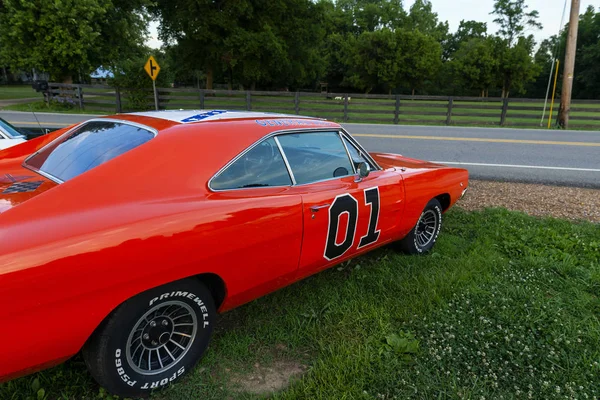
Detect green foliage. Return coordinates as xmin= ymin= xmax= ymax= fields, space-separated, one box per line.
xmin=444 ymin=19 xmax=488 ymax=59
xmin=0 ymin=0 xmax=150 ymax=82
xmin=491 ymin=0 xmax=543 ymax=46
xmin=110 ymin=51 xmax=170 ymax=111
xmin=396 ymin=29 xmax=442 ymax=95
xmin=573 ymin=6 xmax=600 ymax=99
xmin=452 ymin=37 xmax=499 ymax=95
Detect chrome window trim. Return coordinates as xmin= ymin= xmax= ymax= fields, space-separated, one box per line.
xmin=338 ymin=131 xmax=357 ymax=174
xmin=274 ymin=136 xmax=296 ymax=185
xmin=208 ymin=127 xmax=380 ymax=193
xmin=339 ymin=130 xmax=382 ymax=171
xmin=22 ymin=118 xmax=158 ymax=185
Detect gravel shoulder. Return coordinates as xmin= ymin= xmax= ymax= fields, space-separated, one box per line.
xmin=458 ymin=180 xmax=600 ymax=223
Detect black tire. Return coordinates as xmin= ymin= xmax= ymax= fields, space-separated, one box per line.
xmin=82 ymin=278 xmax=216 ymax=398
xmin=397 ymin=198 xmax=443 ymax=255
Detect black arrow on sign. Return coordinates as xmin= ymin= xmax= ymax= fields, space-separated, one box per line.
xmin=149 ymin=60 xmax=157 ymax=77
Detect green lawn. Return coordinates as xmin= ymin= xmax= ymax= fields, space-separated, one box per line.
xmin=1 ymin=208 xmax=599 ymax=400
xmin=0 ymin=85 xmax=40 ymax=100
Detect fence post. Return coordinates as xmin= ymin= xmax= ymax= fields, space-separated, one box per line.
xmin=343 ymin=94 xmax=349 ymax=122
xmin=77 ymin=85 xmax=84 ymax=110
xmin=394 ymin=95 xmax=400 ymax=125
xmin=294 ymin=92 xmax=300 ymax=115
xmin=446 ymin=97 xmax=453 ymax=126
xmin=500 ymin=98 xmax=509 ymax=126
xmin=115 ymin=88 xmax=122 ymax=113
xmin=246 ymin=91 xmax=252 ymax=111
xmin=199 ymin=89 xmax=205 ymax=109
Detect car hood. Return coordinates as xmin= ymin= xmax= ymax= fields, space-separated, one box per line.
xmin=0 ymin=168 xmax=56 ymax=214
xmin=370 ymin=152 xmax=446 ymax=170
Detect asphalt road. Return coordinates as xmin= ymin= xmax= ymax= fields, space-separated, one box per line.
xmin=1 ymin=110 xmax=599 ymax=188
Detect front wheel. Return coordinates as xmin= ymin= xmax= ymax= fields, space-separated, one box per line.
xmin=397 ymin=198 xmax=443 ymax=254
xmin=82 ymin=278 xmax=216 ymax=398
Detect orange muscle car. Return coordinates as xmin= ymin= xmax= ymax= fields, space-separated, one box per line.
xmin=0 ymin=110 xmax=468 ymax=397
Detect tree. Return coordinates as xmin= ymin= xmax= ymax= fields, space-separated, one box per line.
xmin=347 ymin=28 xmax=399 ymax=93
xmin=396 ymin=29 xmax=442 ymax=95
xmin=524 ymin=36 xmax=559 ymax=98
xmin=333 ymin=0 xmax=406 ymax=35
xmin=490 ymin=0 xmax=542 ymax=97
xmin=452 ymin=37 xmax=498 ymax=96
xmin=572 ymin=6 xmax=600 ymax=99
xmin=444 ymin=20 xmax=488 ymax=59
xmin=153 ymin=0 xmax=326 ymax=90
xmin=406 ymin=0 xmax=449 ymax=42
xmin=496 ymin=36 xmax=541 ymax=97
xmin=0 ymin=0 xmax=150 ymax=82
xmin=491 ymin=0 xmax=542 ymax=46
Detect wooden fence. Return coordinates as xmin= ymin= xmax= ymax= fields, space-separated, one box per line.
xmin=45 ymin=83 xmax=600 ymax=130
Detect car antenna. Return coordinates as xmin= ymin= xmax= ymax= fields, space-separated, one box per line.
xmin=27 ymin=103 xmax=46 ymax=134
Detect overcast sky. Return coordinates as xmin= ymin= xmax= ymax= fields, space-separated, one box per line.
xmin=145 ymin=0 xmax=596 ymax=49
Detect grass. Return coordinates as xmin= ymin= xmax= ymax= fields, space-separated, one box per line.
xmin=1 ymin=208 xmax=599 ymax=400
xmin=0 ymin=85 xmax=39 ymax=100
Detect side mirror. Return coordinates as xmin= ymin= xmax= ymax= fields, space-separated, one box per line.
xmin=356 ymin=162 xmax=370 ymax=181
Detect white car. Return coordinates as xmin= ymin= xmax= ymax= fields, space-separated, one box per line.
xmin=0 ymin=118 xmax=27 ymax=150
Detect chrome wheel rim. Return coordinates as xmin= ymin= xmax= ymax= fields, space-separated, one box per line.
xmin=415 ymin=209 xmax=438 ymax=248
xmin=126 ymin=300 xmax=197 ymax=375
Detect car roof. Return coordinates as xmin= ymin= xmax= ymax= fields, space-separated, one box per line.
xmin=127 ymin=110 xmax=317 ymax=124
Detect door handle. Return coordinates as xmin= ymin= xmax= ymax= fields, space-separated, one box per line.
xmin=310 ymin=204 xmax=330 ymax=212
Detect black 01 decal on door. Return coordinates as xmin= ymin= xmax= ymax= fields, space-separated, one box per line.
xmin=324 ymin=187 xmax=380 ymax=261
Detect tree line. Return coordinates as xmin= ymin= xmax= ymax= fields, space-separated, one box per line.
xmin=0 ymin=0 xmax=599 ymax=99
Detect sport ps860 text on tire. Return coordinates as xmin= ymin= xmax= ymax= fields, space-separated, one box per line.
xmin=397 ymin=198 xmax=443 ymax=255
xmin=82 ymin=278 xmax=216 ymax=398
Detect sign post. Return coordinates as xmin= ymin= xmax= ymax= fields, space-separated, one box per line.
xmin=144 ymin=56 xmax=161 ymax=110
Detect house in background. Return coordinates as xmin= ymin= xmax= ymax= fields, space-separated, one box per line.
xmin=90 ymin=67 xmax=114 ymax=85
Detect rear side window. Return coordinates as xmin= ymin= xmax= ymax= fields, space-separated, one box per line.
xmin=25 ymin=121 xmax=154 ymax=182
xmin=211 ymin=138 xmax=292 ymax=190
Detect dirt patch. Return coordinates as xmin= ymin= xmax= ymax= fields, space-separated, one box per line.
xmin=228 ymin=360 xmax=307 ymax=395
xmin=459 ymin=180 xmax=600 ymax=223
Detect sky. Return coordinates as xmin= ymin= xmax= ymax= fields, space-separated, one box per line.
xmin=145 ymin=0 xmax=597 ymax=49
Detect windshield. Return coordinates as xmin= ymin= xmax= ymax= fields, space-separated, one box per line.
xmin=0 ymin=118 xmax=26 ymax=139
xmin=24 ymin=120 xmax=155 ymax=182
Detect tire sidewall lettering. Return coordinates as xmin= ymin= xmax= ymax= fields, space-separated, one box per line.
xmin=111 ymin=289 xmax=212 ymax=390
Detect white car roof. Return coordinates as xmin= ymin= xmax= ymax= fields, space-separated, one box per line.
xmin=128 ymin=110 xmax=315 ymax=124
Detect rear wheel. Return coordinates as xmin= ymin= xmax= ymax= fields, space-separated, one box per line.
xmin=82 ymin=278 xmax=215 ymax=398
xmin=397 ymin=198 xmax=442 ymax=254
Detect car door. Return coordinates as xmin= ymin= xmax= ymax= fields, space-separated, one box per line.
xmin=206 ymin=137 xmax=304 ymax=304
xmin=276 ymin=131 xmax=404 ymax=279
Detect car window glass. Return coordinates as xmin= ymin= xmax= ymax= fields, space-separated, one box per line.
xmin=211 ymin=138 xmax=292 ymax=190
xmin=0 ymin=118 xmax=25 ymax=139
xmin=342 ymin=135 xmax=375 ymax=170
xmin=25 ymin=121 xmax=154 ymax=182
xmin=277 ymin=131 xmax=354 ymax=185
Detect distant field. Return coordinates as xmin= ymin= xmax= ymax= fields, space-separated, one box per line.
xmin=0 ymin=85 xmax=39 ymax=100
xmin=3 ymin=87 xmax=600 ymax=130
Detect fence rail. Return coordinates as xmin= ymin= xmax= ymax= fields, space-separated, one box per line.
xmin=44 ymin=83 xmax=600 ymax=130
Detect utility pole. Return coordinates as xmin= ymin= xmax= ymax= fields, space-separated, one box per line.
xmin=558 ymin=0 xmax=580 ymax=129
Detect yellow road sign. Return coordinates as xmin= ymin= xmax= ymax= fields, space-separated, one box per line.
xmin=144 ymin=56 xmax=160 ymax=80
